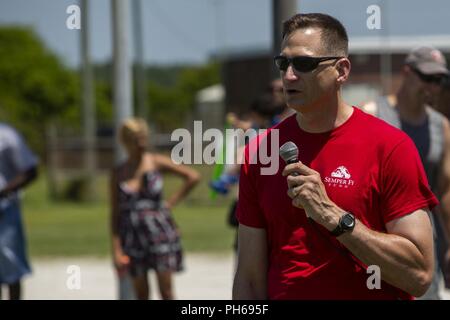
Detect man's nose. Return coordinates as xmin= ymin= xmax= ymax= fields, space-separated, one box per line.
xmin=283 ymin=64 xmax=299 ymax=81
xmin=426 ymin=82 xmax=442 ymax=94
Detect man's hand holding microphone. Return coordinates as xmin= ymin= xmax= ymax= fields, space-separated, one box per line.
xmin=280 ymin=141 xmax=346 ymax=232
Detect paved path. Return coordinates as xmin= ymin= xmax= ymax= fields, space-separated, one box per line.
xmin=21 ymin=253 xmax=450 ymax=300
xmin=23 ymin=253 xmax=234 ymax=300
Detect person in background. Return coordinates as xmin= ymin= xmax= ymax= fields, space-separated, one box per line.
xmin=434 ymin=71 xmax=450 ymax=119
xmin=210 ymin=94 xmax=283 ymax=253
xmin=361 ymin=47 xmax=450 ymax=299
xmin=268 ymin=78 xmax=295 ymax=124
xmin=436 ymin=72 xmax=450 ymax=289
xmin=210 ymin=86 xmax=291 ymax=196
xmin=0 ymin=122 xmax=38 ymax=300
xmin=110 ymin=118 xmax=200 ymax=300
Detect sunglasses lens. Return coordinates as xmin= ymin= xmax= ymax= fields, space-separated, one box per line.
xmin=432 ymin=76 xmax=444 ymax=85
xmin=426 ymin=75 xmax=444 ymax=85
xmin=275 ymin=57 xmax=289 ymax=71
xmin=414 ymin=69 xmax=445 ymax=85
xmin=443 ymin=75 xmax=450 ymax=88
xmin=274 ymin=56 xmax=339 ymax=72
xmin=292 ymin=57 xmax=318 ymax=72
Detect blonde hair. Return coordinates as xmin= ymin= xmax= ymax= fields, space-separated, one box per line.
xmin=118 ymin=118 xmax=149 ymax=148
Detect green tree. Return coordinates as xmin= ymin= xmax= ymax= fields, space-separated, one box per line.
xmin=0 ymin=27 xmax=79 ymax=154
xmin=147 ymin=62 xmax=221 ymax=131
xmin=93 ymin=62 xmax=221 ymax=131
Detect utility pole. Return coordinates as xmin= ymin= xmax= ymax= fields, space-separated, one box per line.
xmin=380 ymin=0 xmax=392 ymax=95
xmin=111 ymin=0 xmax=135 ymax=301
xmin=132 ymin=0 xmax=148 ymax=120
xmin=112 ymin=0 xmax=133 ymax=164
xmin=272 ymin=0 xmax=297 ymax=78
xmin=80 ymin=0 xmax=96 ymax=200
xmin=213 ymin=0 xmax=224 ymax=57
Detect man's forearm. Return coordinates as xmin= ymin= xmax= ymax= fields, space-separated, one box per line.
xmin=0 ymin=174 xmax=28 ymax=197
xmin=337 ymin=220 xmax=432 ymax=296
xmin=232 ymin=271 xmax=267 ymax=300
xmin=232 ymin=272 xmax=253 ymax=299
xmin=0 ymin=167 xmax=37 ymax=197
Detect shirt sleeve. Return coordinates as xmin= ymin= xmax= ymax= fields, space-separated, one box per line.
xmin=236 ymin=144 xmax=266 ymax=228
xmin=381 ymin=137 xmax=438 ymax=224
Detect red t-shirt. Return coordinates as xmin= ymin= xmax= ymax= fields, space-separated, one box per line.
xmin=236 ymin=107 xmax=438 ymax=300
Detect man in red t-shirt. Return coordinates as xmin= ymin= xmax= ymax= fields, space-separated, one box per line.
xmin=232 ymin=13 xmax=438 ymax=300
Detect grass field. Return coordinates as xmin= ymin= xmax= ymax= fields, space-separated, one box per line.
xmin=21 ymin=166 xmax=236 ymax=258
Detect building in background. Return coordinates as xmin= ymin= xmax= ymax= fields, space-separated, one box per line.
xmin=221 ymin=34 xmax=450 ymax=114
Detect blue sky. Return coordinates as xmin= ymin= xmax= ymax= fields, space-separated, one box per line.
xmin=0 ymin=0 xmax=449 ymax=67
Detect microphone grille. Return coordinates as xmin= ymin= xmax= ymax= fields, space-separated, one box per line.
xmin=279 ymin=141 xmax=298 ymax=163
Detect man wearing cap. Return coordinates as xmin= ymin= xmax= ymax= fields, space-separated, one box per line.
xmin=362 ymin=46 xmax=450 ymax=299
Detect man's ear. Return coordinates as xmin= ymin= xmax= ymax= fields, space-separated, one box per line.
xmin=336 ymin=58 xmax=351 ymax=84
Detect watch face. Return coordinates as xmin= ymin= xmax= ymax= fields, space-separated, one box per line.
xmin=342 ymin=214 xmax=355 ymax=229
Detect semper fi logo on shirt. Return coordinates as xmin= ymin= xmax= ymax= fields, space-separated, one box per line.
xmin=324 ymin=166 xmax=356 ymax=188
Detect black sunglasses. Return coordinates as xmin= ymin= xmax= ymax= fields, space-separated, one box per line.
xmin=412 ymin=68 xmax=446 ymax=85
xmin=442 ymin=74 xmax=450 ymax=89
xmin=274 ymin=55 xmax=343 ymax=73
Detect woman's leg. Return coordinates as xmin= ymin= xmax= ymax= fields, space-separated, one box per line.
xmin=131 ymin=273 xmax=150 ymax=300
xmin=156 ymin=271 xmax=174 ymax=300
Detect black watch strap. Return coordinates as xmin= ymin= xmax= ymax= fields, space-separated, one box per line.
xmin=331 ymin=223 xmax=344 ymax=237
xmin=331 ymin=212 xmax=355 ymax=237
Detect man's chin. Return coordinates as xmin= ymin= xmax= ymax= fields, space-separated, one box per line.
xmin=286 ymin=100 xmax=313 ymax=113
xmin=422 ymin=95 xmax=437 ymax=107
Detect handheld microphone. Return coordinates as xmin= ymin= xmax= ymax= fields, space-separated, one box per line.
xmin=280 ymin=141 xmax=309 ymax=216
xmin=280 ymin=141 xmax=299 ymax=175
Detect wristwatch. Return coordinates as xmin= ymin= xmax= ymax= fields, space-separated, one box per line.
xmin=330 ymin=212 xmax=355 ymax=237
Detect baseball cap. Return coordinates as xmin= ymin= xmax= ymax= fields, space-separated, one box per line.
xmin=405 ymin=46 xmax=448 ymax=75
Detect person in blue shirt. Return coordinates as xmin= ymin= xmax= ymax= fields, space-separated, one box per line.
xmin=0 ymin=123 xmax=38 ymax=300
